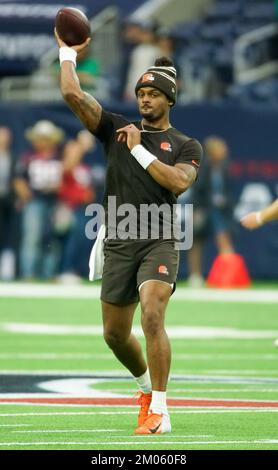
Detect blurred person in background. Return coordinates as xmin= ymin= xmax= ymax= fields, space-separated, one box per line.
xmin=0 ymin=127 xmax=16 ymax=280
xmin=56 ymin=130 xmax=96 ymax=284
xmin=118 ymin=20 xmax=146 ymax=100
xmin=14 ymin=120 xmax=64 ymax=280
xmin=156 ymin=27 xmax=181 ymax=94
xmin=75 ymin=47 xmax=100 ymax=91
xmin=124 ymin=19 xmax=161 ymax=101
xmin=156 ymin=27 xmax=176 ymax=62
xmin=240 ymin=198 xmax=278 ymax=229
xmin=187 ymin=136 xmax=234 ymax=286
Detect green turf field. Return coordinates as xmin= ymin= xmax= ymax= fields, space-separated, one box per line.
xmin=0 ymin=283 xmax=278 ymax=450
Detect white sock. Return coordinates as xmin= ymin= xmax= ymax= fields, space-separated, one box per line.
xmin=134 ymin=369 xmax=152 ymax=394
xmin=150 ymin=390 xmax=168 ymax=415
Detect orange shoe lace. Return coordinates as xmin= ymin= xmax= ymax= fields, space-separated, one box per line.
xmin=134 ymin=391 xmax=152 ymax=426
xmin=134 ymin=391 xmax=151 ymax=405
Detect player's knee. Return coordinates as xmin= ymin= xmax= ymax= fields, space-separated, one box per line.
xmin=141 ymin=305 xmax=163 ymax=337
xmin=103 ymin=328 xmax=129 ymax=349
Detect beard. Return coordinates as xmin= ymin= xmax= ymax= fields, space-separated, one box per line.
xmin=140 ymin=107 xmax=165 ymax=123
xmin=141 ymin=110 xmax=155 ymax=121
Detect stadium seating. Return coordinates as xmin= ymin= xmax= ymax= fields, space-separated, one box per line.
xmin=172 ymin=0 xmax=277 ymax=104
xmin=171 ymin=21 xmax=201 ymax=43
xmin=0 ymin=0 xmax=146 ymax=77
xmin=242 ymin=3 xmax=276 ymax=22
xmin=228 ymin=77 xmax=278 ymax=105
xmin=205 ymin=2 xmax=242 ymax=22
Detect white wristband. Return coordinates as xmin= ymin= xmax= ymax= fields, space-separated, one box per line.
xmin=59 ymin=47 xmax=77 ymax=66
xmin=131 ymin=144 xmax=157 ymax=170
xmin=255 ymin=211 xmax=263 ymax=225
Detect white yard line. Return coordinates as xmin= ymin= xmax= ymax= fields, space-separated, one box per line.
xmin=186 ymin=370 xmax=278 ymax=374
xmin=1 ymin=409 xmax=278 ymax=416
xmin=0 ymin=370 xmax=130 ymax=376
xmin=11 ymin=431 xmax=212 ymax=438
xmin=0 ymin=353 xmax=97 ymax=360
xmin=0 ymin=283 xmax=278 ymax=303
xmin=12 ymin=429 xmax=121 ymax=433
xmin=0 ymin=284 xmax=101 ymax=299
xmin=0 ymin=411 xmax=139 ymax=416
xmin=1 ymin=323 xmax=278 ymax=339
xmin=173 ymin=354 xmax=278 ymax=360
xmin=0 ymin=353 xmax=278 ymax=360
xmin=0 ymin=439 xmax=277 ymax=446
xmin=0 ymin=424 xmax=32 ymax=427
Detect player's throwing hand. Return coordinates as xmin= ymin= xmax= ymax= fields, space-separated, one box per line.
xmin=54 ymin=28 xmax=91 ymax=53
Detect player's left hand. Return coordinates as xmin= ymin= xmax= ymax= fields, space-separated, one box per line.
xmin=240 ymin=212 xmax=262 ymax=230
xmin=116 ymin=124 xmax=141 ymax=150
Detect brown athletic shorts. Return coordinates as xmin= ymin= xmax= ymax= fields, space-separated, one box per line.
xmin=101 ymin=239 xmax=179 ymax=305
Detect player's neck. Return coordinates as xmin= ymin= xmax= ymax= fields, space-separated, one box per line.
xmin=141 ymin=116 xmax=170 ymax=130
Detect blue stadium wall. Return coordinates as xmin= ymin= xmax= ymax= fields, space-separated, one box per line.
xmin=1 ymin=101 xmax=277 ymax=280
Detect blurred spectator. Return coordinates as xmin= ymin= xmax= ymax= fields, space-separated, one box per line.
xmin=123 ymin=20 xmax=146 ymax=48
xmin=156 ymin=27 xmax=176 ymax=59
xmin=56 ymin=130 xmax=96 ymax=284
xmin=75 ymin=47 xmax=100 ymax=91
xmin=156 ymin=27 xmax=181 ymax=93
xmin=187 ymin=136 xmax=234 ymax=286
xmin=117 ymin=20 xmax=146 ymax=100
xmin=124 ymin=19 xmax=161 ymax=101
xmin=0 ymin=127 xmax=16 ymax=280
xmin=14 ymin=120 xmax=64 ymax=280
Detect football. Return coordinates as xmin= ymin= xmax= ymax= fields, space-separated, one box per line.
xmin=55 ymin=7 xmax=91 ymax=46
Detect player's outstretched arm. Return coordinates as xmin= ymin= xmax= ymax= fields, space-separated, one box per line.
xmin=240 ymin=199 xmax=278 ymax=230
xmin=55 ymin=29 xmax=102 ymax=134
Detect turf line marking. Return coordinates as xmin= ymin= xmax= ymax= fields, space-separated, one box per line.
xmin=1 ymin=371 xmax=277 ymax=385
xmin=2 ymin=322 xmax=278 ymax=339
xmin=1 ymin=283 xmax=278 ymax=303
xmin=11 ymin=431 xmax=213 ymax=439
xmin=1 ymin=409 xmax=278 ymax=416
xmin=12 ymin=429 xmax=122 ymax=434
xmin=0 ymin=424 xmax=32 ymax=427
xmin=0 ymin=440 xmax=278 ymax=447
xmin=0 ymin=353 xmax=98 ymax=360
xmin=190 ymin=370 xmax=278 ymax=375
xmin=0 ymin=370 xmax=132 ymax=377
xmin=1 ymin=396 xmax=278 ymax=407
xmin=1 ymin=353 xmax=278 ymax=360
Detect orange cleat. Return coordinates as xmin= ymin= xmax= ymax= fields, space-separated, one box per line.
xmin=135 ymin=412 xmax=171 ymax=435
xmin=135 ymin=391 xmax=152 ymax=427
